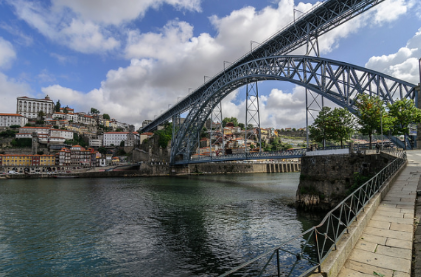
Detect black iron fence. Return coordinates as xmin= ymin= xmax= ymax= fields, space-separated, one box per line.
xmin=219 ymin=150 xmax=407 ymax=277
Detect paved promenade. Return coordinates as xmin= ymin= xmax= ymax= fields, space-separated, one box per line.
xmin=337 ymin=150 xmax=421 ymax=277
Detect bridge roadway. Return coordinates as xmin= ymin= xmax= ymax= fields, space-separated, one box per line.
xmin=321 ymin=150 xmax=421 ymax=277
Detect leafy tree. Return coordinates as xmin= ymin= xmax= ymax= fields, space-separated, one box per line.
xmin=238 ymin=123 xmax=245 ymax=129
xmin=222 ymin=117 xmax=238 ymax=127
xmin=292 ymin=128 xmax=297 ymax=132
xmin=155 ymin=122 xmax=172 ymax=148
xmin=25 ymin=123 xmax=32 ymax=126
xmin=103 ymin=113 xmax=110 ymax=120
xmin=120 ymin=140 xmax=125 ymax=147
xmin=355 ymin=94 xmax=394 ymax=148
xmin=309 ymin=107 xmax=332 ymax=145
xmin=116 ymin=127 xmax=124 ymax=132
xmin=55 ymin=100 xmax=61 ymax=112
xmin=98 ymin=147 xmax=107 ymax=154
xmin=63 ymin=107 xmax=69 ymax=114
xmin=330 ymin=108 xmax=356 ymax=147
xmin=387 ymin=98 xmax=421 ymax=148
xmin=9 ymin=125 xmax=20 ymax=129
xmin=246 ymin=124 xmax=254 ymax=129
xmin=90 ymin=107 xmax=100 ymax=115
xmin=37 ymin=151 xmax=44 ymax=155
xmin=11 ymin=138 xmax=32 ymax=147
xmin=37 ymin=111 xmax=45 ymax=119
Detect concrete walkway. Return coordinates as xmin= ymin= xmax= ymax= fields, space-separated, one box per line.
xmin=337 ymin=150 xmax=421 ymax=277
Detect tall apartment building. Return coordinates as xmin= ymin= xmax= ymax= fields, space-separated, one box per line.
xmin=16 ymin=95 xmax=54 ymax=119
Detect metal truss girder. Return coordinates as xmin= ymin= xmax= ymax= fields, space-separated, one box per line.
xmin=142 ymin=0 xmax=385 ymax=133
xmin=171 ymin=55 xmax=418 ymax=163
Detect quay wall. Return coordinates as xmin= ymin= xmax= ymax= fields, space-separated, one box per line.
xmin=186 ymin=161 xmax=300 ymax=175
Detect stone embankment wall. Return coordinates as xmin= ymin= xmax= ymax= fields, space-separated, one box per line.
xmin=296 ymin=153 xmax=396 ymax=211
xmin=187 ymin=161 xmax=300 ymax=174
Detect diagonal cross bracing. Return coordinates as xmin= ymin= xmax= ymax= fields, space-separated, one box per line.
xmin=171 ymin=55 xmax=417 ymax=163
xmin=141 ymin=0 xmax=385 ymax=133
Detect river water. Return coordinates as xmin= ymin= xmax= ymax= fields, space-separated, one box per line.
xmin=0 ymin=173 xmax=321 ymax=276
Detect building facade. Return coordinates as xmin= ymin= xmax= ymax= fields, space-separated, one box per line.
xmin=103 ymin=132 xmax=140 ymax=146
xmin=0 ymin=113 xmax=28 ymax=127
xmin=16 ymin=96 xmax=54 ymax=119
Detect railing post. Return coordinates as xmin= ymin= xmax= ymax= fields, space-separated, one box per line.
xmin=276 ymin=249 xmax=281 ymax=277
xmin=313 ymin=231 xmax=322 ymax=273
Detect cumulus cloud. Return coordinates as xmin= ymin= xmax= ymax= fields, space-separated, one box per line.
xmin=52 ymin=0 xmax=202 ymax=25
xmin=0 ymin=73 xmax=32 ymax=112
xmin=365 ymin=28 xmax=421 ymax=84
xmin=8 ymin=0 xmax=120 ymax=54
xmin=0 ymin=37 xmax=16 ymax=68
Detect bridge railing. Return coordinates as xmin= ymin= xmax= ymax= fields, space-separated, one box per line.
xmin=218 ymin=152 xmax=407 ymax=277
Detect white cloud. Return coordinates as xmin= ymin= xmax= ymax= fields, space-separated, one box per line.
xmin=373 ymin=0 xmax=414 ymax=24
xmin=52 ymin=0 xmax=201 ymax=25
xmin=0 ymin=73 xmax=32 ymax=113
xmin=8 ymin=0 xmax=120 ymax=54
xmin=0 ymin=37 xmax=16 ymax=68
xmin=365 ymin=28 xmax=421 ymax=84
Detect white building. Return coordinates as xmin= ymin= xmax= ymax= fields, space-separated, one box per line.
xmin=0 ymin=113 xmax=28 ymax=127
xmin=103 ymin=132 xmax=140 ymax=146
xmin=16 ymin=95 xmax=54 ymax=119
xmin=50 ymin=129 xmax=74 ymax=140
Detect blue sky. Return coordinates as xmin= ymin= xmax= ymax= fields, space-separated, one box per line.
xmin=0 ymin=0 xmax=420 ymax=129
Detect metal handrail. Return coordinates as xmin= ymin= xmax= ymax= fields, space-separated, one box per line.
xmin=219 ymin=152 xmax=407 ymax=277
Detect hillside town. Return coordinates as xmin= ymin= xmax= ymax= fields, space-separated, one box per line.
xmin=0 ymin=95 xmax=146 ymax=174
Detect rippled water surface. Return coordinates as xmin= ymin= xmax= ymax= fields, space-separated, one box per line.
xmin=0 ymin=173 xmax=320 ymax=276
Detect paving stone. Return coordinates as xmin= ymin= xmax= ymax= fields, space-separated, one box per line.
xmin=392 ymin=271 xmax=410 ymax=277
xmin=396 ymin=204 xmax=415 ymax=209
xmin=348 ymin=249 xmax=411 ymax=273
xmin=371 ymin=215 xmax=413 ymax=225
xmin=402 ymin=213 xmax=416 ymax=219
xmin=374 ymin=211 xmax=404 ymax=218
xmin=367 ymin=220 xmax=390 ymax=230
xmin=338 ymin=267 xmax=373 ymax=276
xmin=364 ymin=227 xmax=413 ymax=241
xmin=355 ymin=240 xmax=377 ymax=252
xmin=385 ymin=238 xmax=412 ymax=249
xmin=342 ymin=260 xmax=394 ymax=277
xmin=360 ymin=233 xmax=387 ymax=245
xmin=375 ymin=245 xmax=411 ymax=260
xmin=389 ymin=222 xmax=413 ymax=233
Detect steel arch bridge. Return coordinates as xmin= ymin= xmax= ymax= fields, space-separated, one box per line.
xmin=171 ymin=55 xmax=418 ymax=164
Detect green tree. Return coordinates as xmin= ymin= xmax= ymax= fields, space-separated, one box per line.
xmin=246 ymin=124 xmax=254 ymax=129
xmin=9 ymin=125 xmax=20 ymax=129
xmin=90 ymin=107 xmax=100 ymax=115
xmin=222 ymin=117 xmax=238 ymax=127
xmin=120 ymin=140 xmax=125 ymax=147
xmin=330 ymin=108 xmax=356 ymax=147
xmin=388 ymin=99 xmax=421 ymax=142
xmin=63 ymin=107 xmax=69 ymax=114
xmin=103 ymin=113 xmax=110 ymax=120
xmin=355 ymin=94 xmax=394 ymax=148
xmin=309 ymin=107 xmax=332 ymax=145
xmin=155 ymin=122 xmax=172 ymax=148
xmin=238 ymin=123 xmax=245 ymax=129
xmin=55 ymin=100 xmax=61 ymax=112
xmin=98 ymin=147 xmax=107 ymax=154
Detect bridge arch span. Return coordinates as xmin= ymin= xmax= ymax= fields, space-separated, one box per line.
xmin=171 ymin=55 xmax=418 ymax=163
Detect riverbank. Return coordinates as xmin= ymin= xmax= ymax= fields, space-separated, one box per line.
xmin=3 ymin=161 xmax=301 ymax=179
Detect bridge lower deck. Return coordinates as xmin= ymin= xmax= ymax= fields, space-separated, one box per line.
xmin=335 ymin=151 xmax=421 ymax=277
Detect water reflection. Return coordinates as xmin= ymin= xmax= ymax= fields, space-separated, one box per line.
xmin=0 ymin=173 xmax=321 ymax=276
